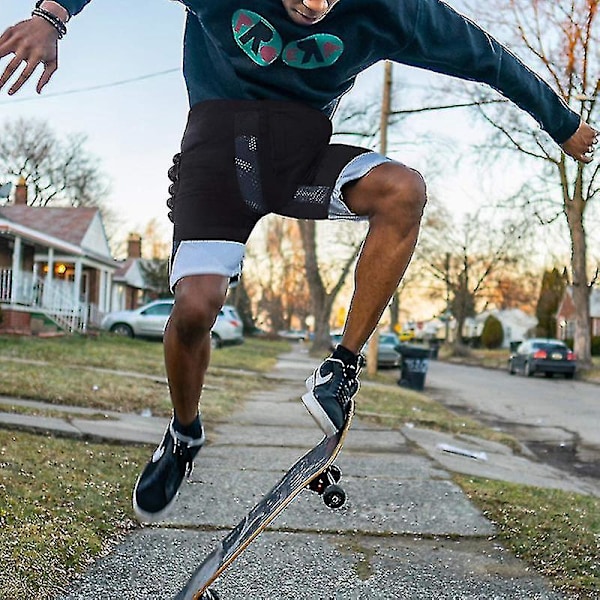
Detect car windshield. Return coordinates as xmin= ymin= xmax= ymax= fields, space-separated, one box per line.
xmin=379 ymin=334 xmax=398 ymax=344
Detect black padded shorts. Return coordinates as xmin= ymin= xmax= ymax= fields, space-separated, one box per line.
xmin=167 ymin=99 xmax=370 ymax=245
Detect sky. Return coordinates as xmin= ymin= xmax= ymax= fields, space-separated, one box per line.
xmin=0 ymin=0 xmax=590 ymax=265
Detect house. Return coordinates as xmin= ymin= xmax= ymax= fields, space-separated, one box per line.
xmin=464 ymin=308 xmax=537 ymax=348
xmin=556 ymin=286 xmax=600 ymax=340
xmin=0 ymin=177 xmax=117 ymax=333
xmin=111 ymin=233 xmax=159 ymax=311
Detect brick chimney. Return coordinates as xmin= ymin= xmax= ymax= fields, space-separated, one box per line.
xmin=14 ymin=176 xmax=28 ymax=205
xmin=127 ymin=233 xmax=142 ymax=259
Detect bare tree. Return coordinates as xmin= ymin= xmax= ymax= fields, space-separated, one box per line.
xmin=456 ymin=0 xmax=600 ymax=364
xmin=417 ymin=202 xmax=532 ymax=347
xmin=245 ymin=216 xmax=311 ymax=334
xmin=298 ymin=219 xmax=364 ymax=352
xmin=0 ymin=117 xmax=110 ymax=209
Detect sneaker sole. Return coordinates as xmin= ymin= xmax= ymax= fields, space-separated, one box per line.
xmin=301 ymin=391 xmax=338 ymax=437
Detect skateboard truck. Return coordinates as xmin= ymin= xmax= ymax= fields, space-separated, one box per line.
xmin=307 ymin=464 xmax=346 ymax=508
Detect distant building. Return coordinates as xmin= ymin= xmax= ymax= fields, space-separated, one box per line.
xmin=555 ymin=286 xmax=600 ymax=340
xmin=464 ymin=308 xmax=537 ymax=348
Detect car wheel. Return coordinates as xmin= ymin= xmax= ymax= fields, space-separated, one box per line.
xmin=544 ymin=372 xmax=553 ymax=378
xmin=508 ymin=360 xmax=516 ymax=375
xmin=210 ymin=333 xmax=222 ymax=349
xmin=524 ymin=361 xmax=535 ymax=377
xmin=110 ymin=323 xmax=134 ymax=338
xmin=565 ymin=372 xmax=574 ymax=380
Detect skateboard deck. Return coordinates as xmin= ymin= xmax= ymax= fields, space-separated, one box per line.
xmin=173 ymin=400 xmax=354 ymax=600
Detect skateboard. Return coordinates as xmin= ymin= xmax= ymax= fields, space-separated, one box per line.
xmin=173 ymin=400 xmax=354 ymax=600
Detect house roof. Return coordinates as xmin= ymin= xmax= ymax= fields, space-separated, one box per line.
xmin=560 ymin=286 xmax=600 ymax=319
xmin=0 ymin=204 xmax=114 ymax=264
xmin=113 ymin=257 xmax=153 ymax=290
xmin=0 ymin=205 xmax=98 ymax=246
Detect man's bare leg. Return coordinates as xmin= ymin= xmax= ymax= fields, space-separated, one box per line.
xmin=164 ymin=273 xmax=230 ymax=426
xmin=340 ymin=162 xmax=427 ymax=352
xmin=302 ymin=162 xmax=426 ymax=434
xmin=133 ymin=273 xmax=229 ymax=521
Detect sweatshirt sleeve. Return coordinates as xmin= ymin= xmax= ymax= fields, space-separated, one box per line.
xmin=390 ymin=0 xmax=580 ymax=144
xmin=53 ymin=0 xmax=92 ymax=17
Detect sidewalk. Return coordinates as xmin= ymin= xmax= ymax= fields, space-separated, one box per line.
xmin=1 ymin=346 xmax=575 ymax=599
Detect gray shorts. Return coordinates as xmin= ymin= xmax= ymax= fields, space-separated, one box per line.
xmin=168 ymin=100 xmax=394 ymax=290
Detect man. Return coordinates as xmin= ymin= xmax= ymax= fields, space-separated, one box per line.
xmin=1 ymin=0 xmax=596 ymax=523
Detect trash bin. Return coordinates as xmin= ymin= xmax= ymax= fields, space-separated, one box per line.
xmin=396 ymin=344 xmax=430 ymax=391
xmin=428 ymin=338 xmax=441 ymax=360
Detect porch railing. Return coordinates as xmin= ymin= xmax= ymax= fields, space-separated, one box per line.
xmin=0 ymin=268 xmax=100 ymax=333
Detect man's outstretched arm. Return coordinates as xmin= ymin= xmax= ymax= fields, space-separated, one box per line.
xmin=0 ymin=0 xmax=89 ymax=95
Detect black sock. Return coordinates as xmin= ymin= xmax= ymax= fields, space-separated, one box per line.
xmin=332 ymin=344 xmax=359 ymax=366
xmin=173 ymin=414 xmax=202 ymax=439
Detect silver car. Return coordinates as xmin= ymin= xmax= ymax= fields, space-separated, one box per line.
xmin=101 ymin=299 xmax=244 ymax=347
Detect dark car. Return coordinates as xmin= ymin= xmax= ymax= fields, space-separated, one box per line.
xmin=508 ymin=338 xmax=577 ymax=379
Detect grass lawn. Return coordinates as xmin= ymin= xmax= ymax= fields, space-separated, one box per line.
xmin=0 ymin=334 xmax=288 ymax=599
xmin=0 ymin=431 xmax=148 ymax=600
xmin=458 ymin=476 xmax=600 ymax=598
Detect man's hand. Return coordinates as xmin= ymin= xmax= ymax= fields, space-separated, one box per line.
xmin=0 ymin=17 xmax=60 ymax=95
xmin=561 ymin=120 xmax=598 ymax=164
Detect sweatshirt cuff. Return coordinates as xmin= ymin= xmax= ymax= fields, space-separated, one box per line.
xmin=52 ymin=0 xmax=89 ymax=17
xmin=548 ymin=111 xmax=581 ymax=145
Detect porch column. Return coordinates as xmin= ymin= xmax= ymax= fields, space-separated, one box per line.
xmin=74 ymin=259 xmax=83 ymax=306
xmin=10 ymin=235 xmax=22 ymax=304
xmin=44 ymin=248 xmax=55 ymax=307
xmin=106 ymin=271 xmax=114 ymax=312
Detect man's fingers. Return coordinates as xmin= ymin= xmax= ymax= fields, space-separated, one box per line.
xmin=8 ymin=60 xmax=38 ymax=95
xmin=36 ymin=61 xmax=57 ymax=93
xmin=0 ymin=55 xmax=22 ymax=90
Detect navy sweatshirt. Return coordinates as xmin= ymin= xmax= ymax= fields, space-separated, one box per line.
xmin=55 ymin=0 xmax=580 ymax=143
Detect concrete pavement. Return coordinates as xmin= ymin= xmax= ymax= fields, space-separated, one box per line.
xmin=0 ymin=346 xmax=583 ymax=599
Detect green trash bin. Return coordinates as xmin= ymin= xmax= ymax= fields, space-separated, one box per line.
xmin=396 ymin=344 xmax=430 ymax=391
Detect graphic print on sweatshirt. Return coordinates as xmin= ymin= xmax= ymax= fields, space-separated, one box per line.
xmin=232 ymin=10 xmax=344 ymax=69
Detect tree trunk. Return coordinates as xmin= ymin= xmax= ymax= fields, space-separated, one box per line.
xmin=298 ymin=220 xmax=332 ymax=353
xmin=564 ymin=176 xmax=592 ymax=365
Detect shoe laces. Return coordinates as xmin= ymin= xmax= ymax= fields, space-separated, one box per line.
xmin=327 ymin=356 xmax=363 ymax=405
xmin=169 ymin=423 xmax=204 ymax=477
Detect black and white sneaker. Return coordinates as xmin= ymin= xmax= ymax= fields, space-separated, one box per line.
xmin=302 ymin=355 xmax=364 ymax=436
xmin=133 ymin=417 xmax=205 ymax=522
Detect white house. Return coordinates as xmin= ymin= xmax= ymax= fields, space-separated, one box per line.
xmin=464 ymin=308 xmax=537 ymax=348
xmin=0 ymin=178 xmax=117 ymax=333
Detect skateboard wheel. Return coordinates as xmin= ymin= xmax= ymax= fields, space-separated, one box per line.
xmin=323 ymin=484 xmax=346 ymax=509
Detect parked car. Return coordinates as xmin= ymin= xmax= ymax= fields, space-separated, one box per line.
xmin=370 ymin=332 xmax=402 ymax=368
xmin=329 ymin=331 xmax=401 ymax=368
xmin=211 ymin=305 xmax=244 ymax=348
xmin=508 ymin=338 xmax=576 ymax=379
xmin=101 ymin=299 xmax=244 ymax=347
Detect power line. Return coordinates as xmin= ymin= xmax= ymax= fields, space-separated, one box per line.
xmin=0 ymin=68 xmax=179 ymax=105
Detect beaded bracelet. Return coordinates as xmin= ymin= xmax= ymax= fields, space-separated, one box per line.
xmin=31 ymin=4 xmax=68 ymax=39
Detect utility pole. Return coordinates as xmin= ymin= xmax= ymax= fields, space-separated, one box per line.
xmin=444 ymin=252 xmax=451 ymax=343
xmin=367 ymin=61 xmax=393 ymax=376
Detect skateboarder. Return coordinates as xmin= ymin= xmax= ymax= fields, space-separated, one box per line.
xmin=1 ymin=0 xmax=596 ymax=522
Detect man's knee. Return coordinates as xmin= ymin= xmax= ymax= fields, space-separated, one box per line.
xmin=346 ymin=162 xmax=427 ymax=221
xmin=170 ymin=275 xmax=228 ymax=343
xmin=377 ymin=163 xmax=427 ymax=222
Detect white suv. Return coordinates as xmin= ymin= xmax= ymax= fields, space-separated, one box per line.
xmin=211 ymin=305 xmax=244 ymax=348
xmin=101 ymin=300 xmax=244 ymax=347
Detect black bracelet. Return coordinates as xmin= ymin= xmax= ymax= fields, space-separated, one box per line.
xmin=32 ymin=6 xmax=67 ymax=39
